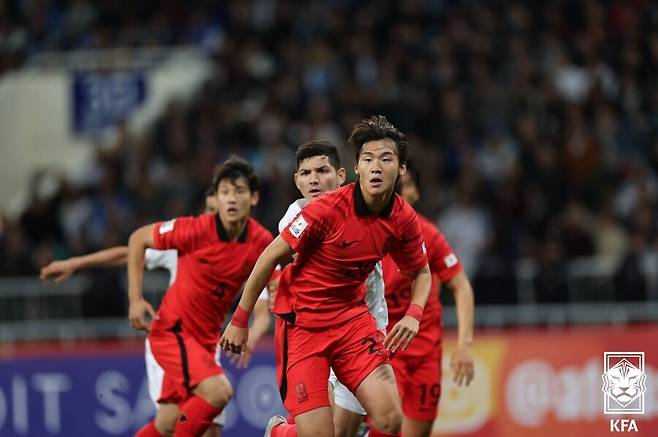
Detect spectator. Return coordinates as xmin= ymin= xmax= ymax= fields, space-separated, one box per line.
xmin=1 ymin=0 xmax=657 ymax=308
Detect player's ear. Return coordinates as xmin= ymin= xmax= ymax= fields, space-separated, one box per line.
xmin=399 ymin=163 xmax=407 ymax=177
xmin=337 ymin=168 xmax=346 ymax=185
xmin=250 ymin=191 xmax=260 ymax=206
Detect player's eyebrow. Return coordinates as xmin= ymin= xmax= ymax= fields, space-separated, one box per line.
xmin=299 ymin=164 xmax=331 ymax=173
xmin=363 ymin=149 xmax=394 ymax=158
xmin=219 ymin=179 xmax=248 ymax=189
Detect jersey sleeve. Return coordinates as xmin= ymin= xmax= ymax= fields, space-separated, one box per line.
xmin=428 ymin=227 xmax=462 ymax=282
xmin=388 ymin=205 xmax=428 ymax=276
xmin=280 ymin=198 xmax=332 ymax=253
xmin=152 ymin=215 xmax=215 ymax=254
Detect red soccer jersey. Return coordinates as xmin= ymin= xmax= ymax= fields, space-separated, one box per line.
xmin=382 ymin=214 xmax=462 ymax=355
xmin=279 ymin=182 xmax=428 ymax=328
xmin=152 ymin=213 xmax=273 ymax=350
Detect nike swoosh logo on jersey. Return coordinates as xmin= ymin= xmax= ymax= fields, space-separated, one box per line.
xmin=340 ymin=240 xmax=359 ymax=247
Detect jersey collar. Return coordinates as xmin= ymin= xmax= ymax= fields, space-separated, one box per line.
xmin=353 ymin=180 xmax=395 ymax=218
xmin=215 ymin=214 xmax=249 ymax=242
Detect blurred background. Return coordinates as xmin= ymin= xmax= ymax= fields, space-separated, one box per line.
xmin=0 ymin=0 xmax=656 ymax=436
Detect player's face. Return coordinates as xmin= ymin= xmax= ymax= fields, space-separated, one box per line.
xmin=356 ymin=139 xmax=406 ymax=196
xmin=294 ymin=155 xmax=346 ymax=200
xmin=399 ymin=173 xmax=419 ymax=205
xmin=215 ymin=177 xmax=258 ymax=224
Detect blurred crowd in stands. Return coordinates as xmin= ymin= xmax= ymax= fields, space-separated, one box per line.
xmin=1 ymin=0 xmax=657 ymax=312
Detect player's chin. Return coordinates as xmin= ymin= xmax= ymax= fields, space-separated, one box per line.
xmin=366 ymin=183 xmax=392 ymax=195
xmin=223 ymin=212 xmax=247 ymax=223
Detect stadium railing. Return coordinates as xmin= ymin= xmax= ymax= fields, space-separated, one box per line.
xmin=1 ymin=257 xmax=657 ymax=342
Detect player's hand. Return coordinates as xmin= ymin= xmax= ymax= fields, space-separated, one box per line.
xmin=451 ymin=344 xmax=474 ymax=386
xmin=219 ymin=324 xmax=248 ymax=355
xmin=128 ymin=298 xmax=158 ymax=331
xmin=40 ymin=260 xmax=76 ymax=283
xmin=383 ymin=315 xmax=419 ymax=353
xmin=228 ymin=342 xmax=253 ymax=369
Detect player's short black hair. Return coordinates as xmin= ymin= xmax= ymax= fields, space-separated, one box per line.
xmin=348 ymin=115 xmax=408 ymax=165
xmin=204 ymin=186 xmax=216 ymax=197
xmin=212 ymin=155 xmax=259 ymax=193
xmin=295 ymin=140 xmax=342 ymax=171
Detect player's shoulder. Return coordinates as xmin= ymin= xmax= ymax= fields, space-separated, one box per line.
xmin=391 ymin=194 xmax=418 ymax=222
xmin=192 ymin=212 xmax=216 ymax=226
xmin=160 ymin=213 xmax=213 ymax=231
xmin=291 ymin=198 xmax=309 ymax=212
xmin=417 ymin=213 xmax=450 ymax=248
xmin=319 ymin=184 xmax=353 ymax=207
xmin=284 ymin=199 xmax=305 ymax=217
xmin=248 ymin=217 xmax=274 ymax=243
xmin=278 ymin=198 xmax=308 ymax=232
xmin=306 ymin=184 xmax=353 ymax=216
xmin=417 ymin=213 xmax=439 ymax=234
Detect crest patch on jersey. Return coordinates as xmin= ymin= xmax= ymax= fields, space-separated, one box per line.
xmin=159 ymin=219 xmax=176 ymax=234
xmin=289 ymin=215 xmax=308 ymax=238
xmin=444 ymin=253 xmax=458 ymax=268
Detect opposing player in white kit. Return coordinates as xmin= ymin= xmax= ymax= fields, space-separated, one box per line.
xmin=270 ymin=140 xmax=387 ymax=436
xmin=40 ymin=191 xmax=272 ymax=437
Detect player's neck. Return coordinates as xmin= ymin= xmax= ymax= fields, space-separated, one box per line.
xmin=358 ymin=180 xmax=394 ymax=214
xmin=218 ymin=214 xmax=249 ymax=240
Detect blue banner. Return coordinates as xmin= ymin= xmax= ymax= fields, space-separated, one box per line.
xmin=0 ymin=341 xmax=285 ymax=436
xmin=72 ymin=70 xmax=147 ymax=133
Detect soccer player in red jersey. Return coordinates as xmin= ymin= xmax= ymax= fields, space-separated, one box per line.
xmin=276 ymin=140 xmax=388 ymax=436
xmin=221 ymin=115 xmax=432 ymax=437
xmin=40 ymin=187 xmax=271 ymax=437
xmin=382 ymin=163 xmax=475 ymax=437
xmin=128 ymin=157 xmax=274 ymax=437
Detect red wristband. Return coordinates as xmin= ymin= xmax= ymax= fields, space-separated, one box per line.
xmin=231 ymin=306 xmax=250 ymax=328
xmin=405 ymin=303 xmax=424 ymax=322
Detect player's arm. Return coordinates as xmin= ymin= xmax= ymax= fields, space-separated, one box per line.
xmin=230 ymin=297 xmax=272 ymax=369
xmin=445 ymin=270 xmax=475 ymax=386
xmin=220 ymin=236 xmax=294 ymax=354
xmin=384 ymin=263 xmax=432 ymax=353
xmin=40 ymin=246 xmax=128 ymax=283
xmin=127 ymin=224 xmax=158 ymax=331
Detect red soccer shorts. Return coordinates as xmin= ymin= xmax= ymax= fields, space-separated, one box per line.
xmin=391 ymin=343 xmax=442 ymax=421
xmin=149 ymin=318 xmax=223 ymax=405
xmin=275 ymin=311 xmax=389 ymax=416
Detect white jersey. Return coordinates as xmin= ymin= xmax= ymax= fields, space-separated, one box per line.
xmin=278 ymin=198 xmax=387 ymax=330
xmin=145 ymin=249 xmax=178 ymax=285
